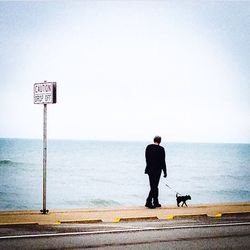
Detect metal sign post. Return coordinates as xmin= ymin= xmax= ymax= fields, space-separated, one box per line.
xmin=34 ymin=81 xmax=57 ymax=214
xmin=42 ymin=103 xmax=48 ymax=214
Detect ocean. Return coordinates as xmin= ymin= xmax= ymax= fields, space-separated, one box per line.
xmin=0 ymin=138 xmax=249 ymax=211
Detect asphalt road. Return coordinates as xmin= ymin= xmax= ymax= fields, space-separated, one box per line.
xmin=0 ymin=215 xmax=250 ymax=249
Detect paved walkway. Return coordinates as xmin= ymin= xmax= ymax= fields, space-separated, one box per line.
xmin=0 ymin=202 xmax=249 ymax=225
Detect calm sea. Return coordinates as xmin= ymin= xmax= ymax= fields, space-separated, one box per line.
xmin=0 ymin=138 xmax=249 ymax=211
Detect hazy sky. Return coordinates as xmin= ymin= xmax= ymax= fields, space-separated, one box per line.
xmin=0 ymin=0 xmax=249 ymax=143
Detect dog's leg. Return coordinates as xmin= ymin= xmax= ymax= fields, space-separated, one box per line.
xmin=181 ymin=201 xmax=184 ymax=207
xmin=184 ymin=201 xmax=188 ymax=207
xmin=177 ymin=201 xmax=180 ymax=207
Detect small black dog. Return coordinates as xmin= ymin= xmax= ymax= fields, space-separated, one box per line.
xmin=176 ymin=194 xmax=191 ymax=207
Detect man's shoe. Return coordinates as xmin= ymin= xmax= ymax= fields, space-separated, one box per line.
xmin=154 ymin=203 xmax=161 ymax=208
xmin=145 ymin=203 xmax=156 ymax=209
xmin=153 ymin=199 xmax=161 ymax=208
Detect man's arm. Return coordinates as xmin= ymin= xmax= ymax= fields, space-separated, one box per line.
xmin=162 ymin=148 xmax=167 ymax=178
xmin=145 ymin=145 xmax=149 ymax=174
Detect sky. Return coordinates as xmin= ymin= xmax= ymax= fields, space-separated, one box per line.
xmin=0 ymin=0 xmax=249 ymax=143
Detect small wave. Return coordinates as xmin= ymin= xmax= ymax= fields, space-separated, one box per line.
xmin=0 ymin=160 xmax=31 ymax=167
xmin=0 ymin=160 xmax=14 ymax=165
xmin=88 ymin=199 xmax=121 ymax=207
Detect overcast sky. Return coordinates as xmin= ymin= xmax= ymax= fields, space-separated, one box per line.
xmin=0 ymin=0 xmax=249 ymax=143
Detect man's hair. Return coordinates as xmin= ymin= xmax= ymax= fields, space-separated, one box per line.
xmin=153 ymin=136 xmax=161 ymax=144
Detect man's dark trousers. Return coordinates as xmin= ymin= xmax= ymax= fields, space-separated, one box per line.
xmin=147 ymin=172 xmax=161 ymax=204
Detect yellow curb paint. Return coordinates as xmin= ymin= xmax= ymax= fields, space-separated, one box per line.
xmin=215 ymin=213 xmax=222 ymax=218
xmin=55 ymin=221 xmax=61 ymax=224
xmin=166 ymin=215 xmax=174 ymax=220
xmin=114 ymin=218 xmax=121 ymax=223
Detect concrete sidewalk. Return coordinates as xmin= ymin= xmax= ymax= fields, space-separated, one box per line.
xmin=0 ymin=202 xmax=249 ymax=225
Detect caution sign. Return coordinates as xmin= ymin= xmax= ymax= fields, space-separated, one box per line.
xmin=34 ymin=81 xmax=57 ymax=104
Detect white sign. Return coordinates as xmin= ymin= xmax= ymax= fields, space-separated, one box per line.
xmin=34 ymin=82 xmax=57 ymax=104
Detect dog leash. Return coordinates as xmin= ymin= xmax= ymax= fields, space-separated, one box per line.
xmin=165 ymin=183 xmax=181 ymax=196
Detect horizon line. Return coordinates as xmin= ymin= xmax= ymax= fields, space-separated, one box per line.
xmin=0 ymin=136 xmax=249 ymax=145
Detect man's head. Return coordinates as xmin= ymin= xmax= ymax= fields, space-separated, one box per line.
xmin=153 ymin=136 xmax=161 ymax=144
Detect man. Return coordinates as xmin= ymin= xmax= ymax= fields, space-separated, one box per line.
xmin=145 ymin=136 xmax=167 ymax=208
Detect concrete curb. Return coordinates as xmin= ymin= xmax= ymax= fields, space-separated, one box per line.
xmin=0 ymin=212 xmax=249 ymax=226
xmin=1 ymin=211 xmax=249 ymax=226
xmin=60 ymin=219 xmax=103 ymax=224
xmin=0 ymin=203 xmax=249 ymax=226
xmin=221 ymin=211 xmax=250 ymax=217
xmin=114 ymin=216 xmax=158 ymax=223
xmin=166 ymin=214 xmax=208 ymax=220
xmin=0 ymin=222 xmax=39 ymax=226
